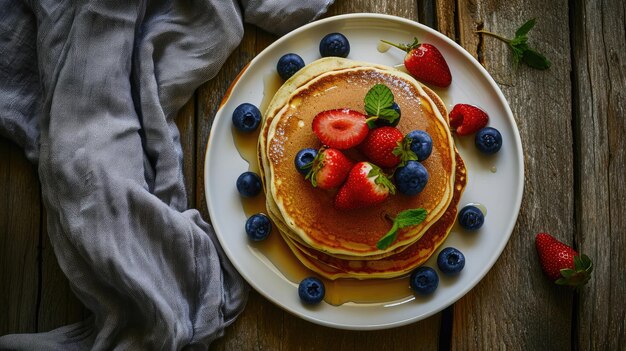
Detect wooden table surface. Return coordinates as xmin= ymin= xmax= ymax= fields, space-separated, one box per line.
xmin=1 ymin=0 xmax=624 ymax=350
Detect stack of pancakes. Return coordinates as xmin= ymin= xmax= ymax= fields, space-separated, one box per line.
xmin=258 ymin=57 xmax=467 ymax=280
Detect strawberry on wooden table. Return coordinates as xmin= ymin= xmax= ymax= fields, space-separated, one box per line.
xmin=449 ymin=104 xmax=489 ymax=136
xmin=305 ymin=148 xmax=353 ymax=190
xmin=312 ymin=108 xmax=369 ymax=149
xmin=535 ymin=232 xmax=593 ymax=287
xmin=335 ymin=162 xmax=395 ymax=210
xmin=380 ymin=37 xmax=452 ymax=87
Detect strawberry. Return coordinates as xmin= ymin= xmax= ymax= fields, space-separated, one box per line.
xmin=381 ymin=38 xmax=451 ymax=87
xmin=335 ymin=162 xmax=396 ymax=210
xmin=359 ymin=126 xmax=404 ymax=168
xmin=305 ymin=148 xmax=353 ymax=189
xmin=312 ymin=109 xmax=369 ymax=149
xmin=449 ymin=104 xmax=489 ymax=136
xmin=535 ymin=232 xmax=593 ymax=287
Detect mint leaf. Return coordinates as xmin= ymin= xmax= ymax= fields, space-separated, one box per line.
xmin=521 ymin=48 xmax=551 ymax=70
xmin=376 ymin=208 xmax=427 ymax=250
xmin=365 ymin=84 xmax=394 ymax=116
xmin=364 ymin=84 xmax=399 ymax=126
xmin=475 ymin=19 xmax=550 ymax=71
xmin=515 ymin=18 xmax=536 ymax=37
xmin=379 ymin=108 xmax=400 ymax=119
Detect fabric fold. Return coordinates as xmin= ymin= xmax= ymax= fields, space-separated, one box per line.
xmin=0 ymin=0 xmax=333 ymax=349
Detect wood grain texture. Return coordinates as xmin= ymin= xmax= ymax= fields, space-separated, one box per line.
xmin=36 ymin=223 xmax=88 ymax=332
xmin=571 ymin=0 xmax=626 ymax=349
xmin=437 ymin=0 xmax=576 ymax=349
xmin=0 ymin=140 xmax=40 ymax=334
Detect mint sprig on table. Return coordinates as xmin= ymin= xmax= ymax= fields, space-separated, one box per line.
xmin=475 ymin=18 xmax=551 ymax=70
xmin=377 ymin=208 xmax=427 ymax=250
xmin=364 ymin=84 xmax=400 ymax=128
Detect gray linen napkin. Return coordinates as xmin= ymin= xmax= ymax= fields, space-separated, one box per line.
xmin=0 ymin=0 xmax=332 ymax=349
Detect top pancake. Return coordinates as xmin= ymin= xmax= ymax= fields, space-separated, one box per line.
xmin=260 ymin=58 xmax=456 ymax=257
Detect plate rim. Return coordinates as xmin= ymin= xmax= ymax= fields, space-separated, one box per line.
xmin=204 ymin=12 xmax=524 ymax=330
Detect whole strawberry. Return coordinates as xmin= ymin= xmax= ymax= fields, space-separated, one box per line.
xmin=381 ymin=37 xmax=451 ymax=87
xmin=449 ymin=104 xmax=489 ymax=136
xmin=306 ymin=148 xmax=353 ymax=189
xmin=335 ymin=162 xmax=395 ymax=210
xmin=359 ymin=127 xmax=404 ymax=168
xmin=535 ymin=232 xmax=593 ymax=287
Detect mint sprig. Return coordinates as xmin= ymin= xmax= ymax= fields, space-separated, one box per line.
xmin=364 ymin=84 xmax=400 ymax=127
xmin=376 ymin=208 xmax=427 ymax=250
xmin=475 ymin=18 xmax=551 ymax=70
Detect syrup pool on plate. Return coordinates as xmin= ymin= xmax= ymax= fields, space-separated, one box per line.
xmin=232 ymin=119 xmax=415 ymax=306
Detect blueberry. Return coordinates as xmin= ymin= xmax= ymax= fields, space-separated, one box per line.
xmin=277 ymin=53 xmax=305 ymax=80
xmin=245 ymin=213 xmax=272 ymax=241
xmin=406 ymin=130 xmax=433 ymax=161
xmin=475 ymin=127 xmax=502 ymax=154
xmin=409 ymin=266 xmax=439 ymax=295
xmin=458 ymin=205 xmax=484 ymax=231
xmin=298 ymin=276 xmax=325 ymax=304
xmin=236 ymin=171 xmax=262 ymax=197
xmin=375 ymin=102 xmax=401 ymax=127
xmin=437 ymin=247 xmax=466 ymax=275
xmin=394 ymin=160 xmax=429 ymax=195
xmin=232 ymin=103 xmax=261 ymax=132
xmin=319 ymin=32 xmax=350 ymax=58
xmin=294 ymin=148 xmax=318 ymax=175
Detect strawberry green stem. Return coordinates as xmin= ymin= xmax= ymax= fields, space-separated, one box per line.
xmin=381 ymin=39 xmax=411 ymax=52
xmin=475 ymin=30 xmax=511 ymax=44
xmin=365 ymin=116 xmax=378 ymax=124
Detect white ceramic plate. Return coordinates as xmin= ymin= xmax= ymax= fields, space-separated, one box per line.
xmin=205 ymin=13 xmax=523 ymax=330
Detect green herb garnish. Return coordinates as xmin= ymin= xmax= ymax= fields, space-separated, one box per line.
xmin=364 ymin=84 xmax=400 ymax=127
xmin=376 ymin=208 xmax=427 ymax=250
xmin=476 ymin=18 xmax=551 ymax=70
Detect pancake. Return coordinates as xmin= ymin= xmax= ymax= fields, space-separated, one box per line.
xmin=281 ymin=151 xmax=466 ymax=279
xmin=259 ymin=58 xmax=457 ymax=257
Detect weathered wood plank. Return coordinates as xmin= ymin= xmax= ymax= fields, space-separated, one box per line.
xmin=437 ymin=0 xmax=575 ymax=349
xmin=36 ymin=216 xmax=87 ymax=332
xmin=0 ymin=139 xmax=40 ymax=334
xmin=571 ymin=0 xmax=626 ymax=349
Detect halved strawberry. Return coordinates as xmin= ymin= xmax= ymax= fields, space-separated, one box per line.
xmin=335 ymin=162 xmax=396 ymax=210
xmin=312 ymin=109 xmax=369 ymax=149
xmin=306 ymin=148 xmax=353 ymax=189
xmin=449 ymin=104 xmax=489 ymax=136
xmin=359 ymin=126 xmax=405 ymax=168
